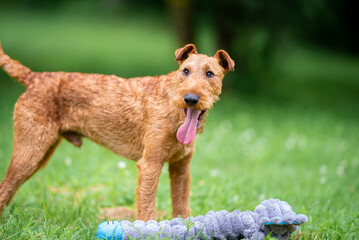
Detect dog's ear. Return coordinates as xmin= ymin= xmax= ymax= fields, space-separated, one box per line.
xmin=214 ymin=50 xmax=235 ymax=72
xmin=175 ymin=44 xmax=197 ymax=64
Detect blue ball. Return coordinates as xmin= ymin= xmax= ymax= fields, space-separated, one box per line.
xmin=97 ymin=221 xmax=123 ymax=240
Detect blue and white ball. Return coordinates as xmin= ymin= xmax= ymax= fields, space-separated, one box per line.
xmin=97 ymin=221 xmax=123 ymax=240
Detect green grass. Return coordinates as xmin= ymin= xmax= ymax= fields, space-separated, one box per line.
xmin=1 ymin=8 xmax=359 ymax=240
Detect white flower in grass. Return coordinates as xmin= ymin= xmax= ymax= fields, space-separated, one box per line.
xmin=336 ymin=161 xmax=346 ymax=177
xmin=210 ymin=169 xmax=219 ymax=177
xmin=336 ymin=166 xmax=345 ymax=177
xmin=64 ymin=157 xmax=72 ymax=166
xmin=259 ymin=193 xmax=266 ymax=201
xmin=285 ymin=137 xmax=296 ymax=150
xmin=117 ymin=161 xmax=126 ymax=169
xmin=297 ymin=135 xmax=307 ymax=149
xmin=319 ymin=176 xmax=326 ymax=184
xmin=319 ymin=165 xmax=327 ymax=175
xmin=239 ymin=128 xmax=256 ymax=143
xmin=233 ymin=195 xmax=239 ymax=202
xmin=219 ymin=120 xmax=232 ymax=134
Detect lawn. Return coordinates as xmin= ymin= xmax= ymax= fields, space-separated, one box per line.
xmin=0 ymin=8 xmax=359 ymax=240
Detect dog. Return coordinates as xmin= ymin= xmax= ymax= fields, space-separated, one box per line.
xmin=0 ymin=43 xmax=234 ymax=221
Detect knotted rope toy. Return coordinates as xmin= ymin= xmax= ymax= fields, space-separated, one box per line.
xmin=97 ymin=198 xmax=308 ymax=240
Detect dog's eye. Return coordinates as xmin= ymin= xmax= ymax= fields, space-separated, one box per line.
xmin=183 ymin=68 xmax=190 ymax=76
xmin=206 ymin=71 xmax=214 ymax=78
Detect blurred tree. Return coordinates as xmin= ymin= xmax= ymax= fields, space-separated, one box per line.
xmin=164 ymin=0 xmax=358 ymax=92
xmin=166 ymin=0 xmax=194 ymax=45
xmin=2 ymin=0 xmax=356 ymax=92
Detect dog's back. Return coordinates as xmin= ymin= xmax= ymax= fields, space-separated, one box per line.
xmin=0 ymin=45 xmax=160 ymax=160
xmin=58 ymin=72 xmax=150 ymax=160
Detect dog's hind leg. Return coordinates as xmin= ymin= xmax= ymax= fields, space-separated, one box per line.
xmin=0 ymin=100 xmax=60 ymax=216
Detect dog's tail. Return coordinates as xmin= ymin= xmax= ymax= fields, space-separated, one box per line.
xmin=0 ymin=43 xmax=33 ymax=87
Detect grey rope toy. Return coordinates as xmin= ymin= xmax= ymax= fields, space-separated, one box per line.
xmin=97 ymin=198 xmax=308 ymax=240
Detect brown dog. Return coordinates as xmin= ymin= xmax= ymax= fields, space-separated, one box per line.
xmin=0 ymin=44 xmax=234 ymax=221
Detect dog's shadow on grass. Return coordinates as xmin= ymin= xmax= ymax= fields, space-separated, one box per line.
xmin=99 ymin=206 xmax=167 ymax=222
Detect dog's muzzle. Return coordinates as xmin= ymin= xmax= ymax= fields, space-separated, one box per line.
xmin=184 ymin=93 xmax=199 ymax=106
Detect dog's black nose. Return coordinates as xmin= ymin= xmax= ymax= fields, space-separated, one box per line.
xmin=184 ymin=94 xmax=199 ymax=106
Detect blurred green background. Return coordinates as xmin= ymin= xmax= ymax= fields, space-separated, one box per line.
xmin=0 ymin=0 xmax=359 ymax=239
xmin=1 ymin=0 xmax=359 ymax=106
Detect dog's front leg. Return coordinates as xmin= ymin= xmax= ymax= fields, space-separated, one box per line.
xmin=136 ymin=156 xmax=164 ymax=221
xmin=169 ymin=152 xmax=192 ymax=218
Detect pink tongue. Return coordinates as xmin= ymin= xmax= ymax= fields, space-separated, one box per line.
xmin=177 ymin=108 xmax=201 ymax=145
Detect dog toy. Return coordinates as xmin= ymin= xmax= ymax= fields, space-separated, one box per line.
xmin=97 ymin=198 xmax=308 ymax=240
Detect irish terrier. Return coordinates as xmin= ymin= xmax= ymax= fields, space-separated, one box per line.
xmin=0 ymin=43 xmax=234 ymax=221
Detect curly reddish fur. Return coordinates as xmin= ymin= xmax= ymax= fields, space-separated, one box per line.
xmin=0 ymin=44 xmax=234 ymax=221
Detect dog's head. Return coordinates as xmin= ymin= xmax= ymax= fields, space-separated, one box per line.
xmin=172 ymin=44 xmax=235 ymax=145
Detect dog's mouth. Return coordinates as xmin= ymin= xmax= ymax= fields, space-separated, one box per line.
xmin=176 ymin=108 xmax=206 ymax=145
